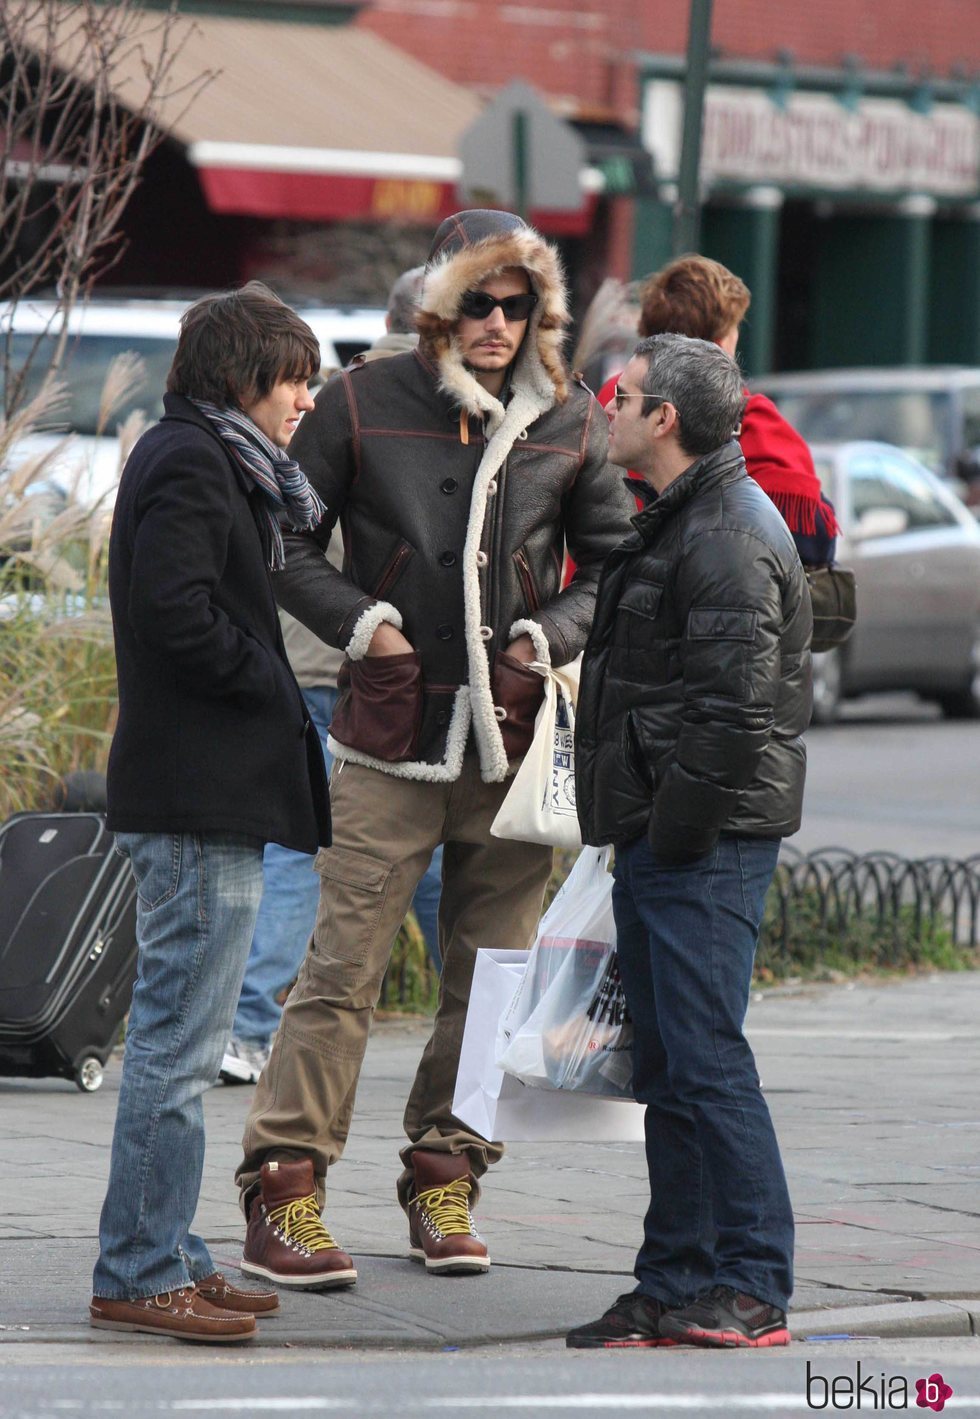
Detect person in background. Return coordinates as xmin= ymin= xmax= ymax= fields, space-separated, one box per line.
xmin=90 ymin=283 xmax=331 ymax=1342
xmin=595 ymin=254 xmax=839 ymax=568
xmin=569 ymin=333 xmax=810 ymax=1351
xmin=221 ymin=267 xmax=443 ymax=1087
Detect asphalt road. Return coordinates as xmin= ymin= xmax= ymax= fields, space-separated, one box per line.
xmin=3 ymin=1341 xmax=980 ymax=1418
xmin=794 ymin=694 xmax=980 ymax=861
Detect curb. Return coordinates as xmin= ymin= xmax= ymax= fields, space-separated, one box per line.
xmin=792 ymin=1300 xmax=978 ymax=1342
xmin=4 ymin=1300 xmax=977 ymax=1350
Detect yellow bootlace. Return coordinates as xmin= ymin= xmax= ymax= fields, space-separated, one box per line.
xmin=267 ymin=1193 xmax=338 ymax=1252
xmin=411 ymin=1178 xmax=475 ymax=1237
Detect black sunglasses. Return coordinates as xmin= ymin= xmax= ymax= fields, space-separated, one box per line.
xmin=459 ymin=290 xmax=539 ymax=321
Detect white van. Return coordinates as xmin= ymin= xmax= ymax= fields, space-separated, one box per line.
xmin=1 ymin=295 xmax=386 ymax=507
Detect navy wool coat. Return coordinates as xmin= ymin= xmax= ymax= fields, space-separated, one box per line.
xmin=106 ymin=394 xmax=330 ymax=853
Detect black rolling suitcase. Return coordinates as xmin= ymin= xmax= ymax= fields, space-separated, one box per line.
xmin=0 ymin=812 xmax=138 ymax=1092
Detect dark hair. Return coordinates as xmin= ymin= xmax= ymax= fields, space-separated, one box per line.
xmin=167 ymin=281 xmax=320 ymax=408
xmin=633 ymin=333 xmax=745 ymax=458
xmin=638 ymin=254 xmax=750 ymax=342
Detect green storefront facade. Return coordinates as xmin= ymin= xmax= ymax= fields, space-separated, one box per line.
xmin=635 ymin=58 xmax=980 ymax=379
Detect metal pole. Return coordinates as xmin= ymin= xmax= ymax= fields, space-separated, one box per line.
xmin=673 ymin=0 xmax=713 ymax=255
xmin=512 ymin=110 xmax=528 ymax=220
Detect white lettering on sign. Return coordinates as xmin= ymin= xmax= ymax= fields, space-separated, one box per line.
xmin=642 ymin=81 xmax=980 ymax=198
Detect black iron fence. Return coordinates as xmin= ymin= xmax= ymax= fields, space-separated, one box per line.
xmin=764 ymin=846 xmax=980 ymax=963
xmin=380 ymin=846 xmax=980 ymax=1009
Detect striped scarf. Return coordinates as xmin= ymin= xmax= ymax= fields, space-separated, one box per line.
xmin=192 ymin=400 xmax=327 ymax=571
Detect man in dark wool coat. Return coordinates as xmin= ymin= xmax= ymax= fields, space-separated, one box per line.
xmin=90 ymin=283 xmax=331 ymax=1343
xmin=234 ymin=210 xmax=635 ymax=1289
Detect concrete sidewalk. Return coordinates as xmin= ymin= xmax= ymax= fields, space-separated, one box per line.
xmin=1 ymin=970 xmax=978 ymax=1349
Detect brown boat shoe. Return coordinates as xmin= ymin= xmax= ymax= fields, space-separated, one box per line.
xmin=196 ymin=1270 xmax=280 ymax=1315
xmin=89 ymin=1285 xmax=256 ymax=1342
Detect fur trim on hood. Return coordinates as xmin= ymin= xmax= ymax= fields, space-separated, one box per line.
xmin=417 ymin=209 xmax=570 ymax=422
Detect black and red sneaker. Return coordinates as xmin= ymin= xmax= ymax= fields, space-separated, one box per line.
xmin=659 ymin=1285 xmax=790 ymax=1348
xmin=565 ymin=1291 xmax=677 ymax=1349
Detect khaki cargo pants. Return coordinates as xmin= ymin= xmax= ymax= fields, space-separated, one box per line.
xmin=236 ymin=753 xmax=552 ymax=1211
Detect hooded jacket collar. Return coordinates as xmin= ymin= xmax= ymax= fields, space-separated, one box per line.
xmin=416 ymin=209 xmax=570 ymax=434
xmin=630 ymin=440 xmax=746 ymax=539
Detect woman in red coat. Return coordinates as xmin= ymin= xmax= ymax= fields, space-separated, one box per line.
xmin=594 ymin=254 xmax=839 ymax=568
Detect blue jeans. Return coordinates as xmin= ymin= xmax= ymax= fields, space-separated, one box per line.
xmin=613 ymin=833 xmax=793 ymax=1312
xmin=232 ymin=686 xmax=443 ymax=1045
xmin=93 ymin=831 xmax=264 ymax=1299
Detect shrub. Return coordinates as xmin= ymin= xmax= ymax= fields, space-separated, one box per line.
xmin=0 ymin=383 xmax=128 ymax=817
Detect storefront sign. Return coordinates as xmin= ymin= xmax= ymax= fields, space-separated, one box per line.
xmin=642 ymin=81 xmax=980 ymax=198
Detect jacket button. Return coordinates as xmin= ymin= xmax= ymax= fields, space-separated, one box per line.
xmin=436 ymin=624 xmax=454 ymax=640
xmin=439 ymin=550 xmax=457 ymax=568
xmin=435 ymin=709 xmax=449 ymax=726
xmin=475 ymin=551 xmax=488 ymax=568
xmin=487 ymin=480 xmax=498 ymax=496
xmin=494 ymin=706 xmax=507 ymax=721
xmin=440 ymin=478 xmax=459 ymax=494
xmin=479 ymin=625 xmax=493 ymax=640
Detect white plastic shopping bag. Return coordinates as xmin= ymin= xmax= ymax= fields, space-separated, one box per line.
xmin=495 ymin=846 xmax=633 ymax=1098
xmin=490 ymin=657 xmax=582 ymax=850
xmin=452 ymin=946 xmax=644 ymax=1142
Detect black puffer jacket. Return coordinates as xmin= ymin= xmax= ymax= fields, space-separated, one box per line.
xmin=575 ymin=442 xmax=812 ymax=856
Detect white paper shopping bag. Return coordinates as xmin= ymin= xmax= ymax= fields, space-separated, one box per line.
xmin=452 ymin=948 xmax=645 ymax=1143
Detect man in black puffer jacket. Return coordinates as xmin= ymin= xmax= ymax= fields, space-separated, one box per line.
xmin=568 ymin=334 xmax=812 ymax=1353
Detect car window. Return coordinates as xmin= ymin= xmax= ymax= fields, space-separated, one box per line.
xmin=2 ymin=333 xmax=174 ymax=436
xmin=809 ymin=454 xmax=836 ymax=500
xmin=849 ymin=449 xmax=958 ymax=532
xmin=962 ymin=385 xmax=980 ymax=452
xmin=778 ymin=390 xmax=947 ymax=476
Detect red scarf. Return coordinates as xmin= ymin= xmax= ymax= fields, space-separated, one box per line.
xmin=738 ymin=392 xmax=839 ymax=536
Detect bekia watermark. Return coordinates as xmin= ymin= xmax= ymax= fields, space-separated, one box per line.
xmin=806 ymin=1362 xmax=953 ymax=1410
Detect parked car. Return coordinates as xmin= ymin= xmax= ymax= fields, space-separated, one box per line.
xmin=806 ymin=441 xmax=980 ymax=723
xmin=0 ymin=294 xmax=386 ymax=508
xmin=756 ymin=367 xmax=980 ymax=506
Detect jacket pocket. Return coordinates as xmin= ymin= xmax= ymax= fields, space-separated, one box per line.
xmin=330 ymin=651 xmax=423 ymax=763
xmin=624 ymin=710 xmax=655 ymax=791
xmin=373 ymin=538 xmax=415 ymax=599
xmin=492 ymin=651 xmax=545 ymax=760
xmin=619 ymin=580 xmax=664 ymax=622
xmin=513 ymin=544 xmax=542 ymax=614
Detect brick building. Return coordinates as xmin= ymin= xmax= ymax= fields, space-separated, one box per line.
xmin=357 ymin=0 xmax=980 ymax=373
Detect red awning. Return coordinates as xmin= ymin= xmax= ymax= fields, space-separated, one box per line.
xmin=28 ymin=8 xmax=596 ymax=233
xmin=196 ymin=162 xmax=596 ymax=234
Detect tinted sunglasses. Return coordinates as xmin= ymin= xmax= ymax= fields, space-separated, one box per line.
xmin=459 ymin=290 xmax=539 ymax=321
xmin=612 ymin=385 xmax=673 ymax=413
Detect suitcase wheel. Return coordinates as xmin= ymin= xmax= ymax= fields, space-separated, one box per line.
xmin=75 ymin=1056 xmax=104 ymax=1093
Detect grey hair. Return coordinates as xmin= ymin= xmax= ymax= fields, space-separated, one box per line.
xmin=632 ymin=333 xmax=745 ymax=457
xmin=386 ymin=265 xmax=427 ymax=335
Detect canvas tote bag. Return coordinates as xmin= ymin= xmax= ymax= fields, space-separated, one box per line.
xmin=490 ymin=656 xmax=582 ymax=850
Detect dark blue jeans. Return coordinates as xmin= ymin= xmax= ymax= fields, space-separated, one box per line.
xmin=613 ymin=833 xmax=793 ymax=1312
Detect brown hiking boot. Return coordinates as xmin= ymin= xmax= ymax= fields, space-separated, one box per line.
xmin=89 ymin=1286 xmax=256 ymax=1343
xmin=196 ymin=1270 xmax=280 ymax=1315
xmin=241 ymin=1158 xmax=357 ymax=1290
xmin=406 ymin=1150 xmax=490 ymax=1275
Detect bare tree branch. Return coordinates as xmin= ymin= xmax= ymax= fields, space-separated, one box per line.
xmin=0 ymin=0 xmax=214 ymax=416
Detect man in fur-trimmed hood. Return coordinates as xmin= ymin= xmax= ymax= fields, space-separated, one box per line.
xmin=235 ymin=209 xmax=635 ymax=1290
